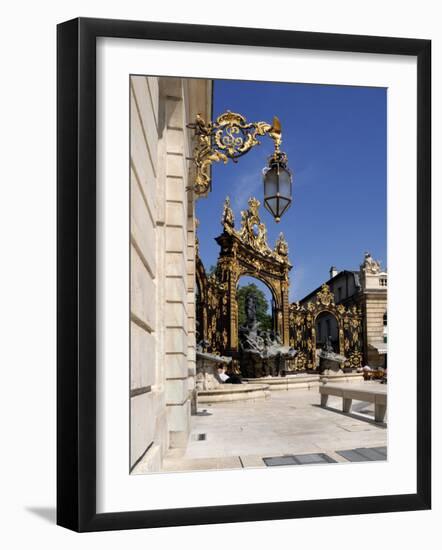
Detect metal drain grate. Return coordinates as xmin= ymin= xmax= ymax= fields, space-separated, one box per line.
xmin=295 ymin=453 xmax=336 ymax=465
xmin=263 ymin=453 xmax=336 ymax=467
xmin=263 ymin=456 xmax=297 ymax=467
xmin=337 ymin=446 xmax=387 ymax=462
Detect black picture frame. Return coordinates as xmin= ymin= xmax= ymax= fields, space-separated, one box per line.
xmin=57 ymin=17 xmax=431 ymax=532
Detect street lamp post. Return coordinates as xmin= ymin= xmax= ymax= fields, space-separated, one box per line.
xmin=187 ymin=111 xmax=293 ymax=222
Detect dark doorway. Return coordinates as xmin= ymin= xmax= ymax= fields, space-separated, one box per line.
xmin=315 ymin=311 xmax=339 ymax=352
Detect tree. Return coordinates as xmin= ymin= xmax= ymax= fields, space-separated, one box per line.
xmin=237 ymin=283 xmax=272 ymax=331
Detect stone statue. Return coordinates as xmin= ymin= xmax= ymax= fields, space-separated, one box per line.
xmin=361 ymin=251 xmax=381 ymax=274
xmin=221 ymin=196 xmax=235 ymax=232
xmin=316 ymin=335 xmax=346 ymax=373
xmin=238 ymin=312 xmax=299 ymax=377
xmin=324 ymin=335 xmax=334 ymax=353
xmin=245 ymin=293 xmax=257 ymax=328
xmin=275 ymin=232 xmax=289 ymax=258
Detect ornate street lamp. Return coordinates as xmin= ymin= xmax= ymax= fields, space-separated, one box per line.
xmin=188 ymin=111 xmax=293 ymax=222
xmin=263 ymin=150 xmax=293 ymax=222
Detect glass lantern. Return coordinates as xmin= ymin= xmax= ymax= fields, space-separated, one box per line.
xmin=263 ymin=152 xmax=293 ymax=222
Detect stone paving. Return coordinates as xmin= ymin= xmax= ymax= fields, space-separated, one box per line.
xmin=163 ymin=383 xmax=387 ymax=472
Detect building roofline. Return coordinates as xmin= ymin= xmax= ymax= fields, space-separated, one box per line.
xmin=297 ymin=270 xmax=360 ymax=304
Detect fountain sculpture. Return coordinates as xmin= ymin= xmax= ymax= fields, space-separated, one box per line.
xmin=316 ymin=335 xmax=346 ymax=374
xmin=238 ymin=293 xmax=298 ymax=378
xmin=195 ymin=321 xmax=233 ymax=391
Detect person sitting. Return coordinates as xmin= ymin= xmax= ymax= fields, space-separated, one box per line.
xmin=224 ymin=369 xmax=242 ymax=384
xmin=225 ymin=360 xmax=242 ymax=384
xmin=216 ymin=365 xmax=230 ymax=383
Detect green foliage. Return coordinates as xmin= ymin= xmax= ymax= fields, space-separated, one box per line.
xmin=237 ymin=283 xmax=272 ymax=331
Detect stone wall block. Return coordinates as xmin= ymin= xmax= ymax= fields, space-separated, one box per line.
xmin=130 ymin=391 xmax=156 ymax=466
xmin=166 ymin=201 xmax=185 ymax=227
xmin=167 ymin=96 xmax=184 ymax=127
xmin=131 ymin=246 xmax=156 ymax=331
xmin=165 ymin=327 xmax=187 ymax=354
xmin=165 ymin=302 xmax=186 ymax=327
xmin=165 ymin=276 xmax=187 ymax=304
xmin=130 ymin=125 xmax=157 ymax=220
xmin=165 ymin=252 xmax=186 ymax=278
xmin=131 ymin=321 xmax=156 ymax=390
xmin=165 ymin=353 xmax=188 ymax=378
xmin=167 ymin=128 xmax=185 ymax=154
xmin=166 ymin=177 xmax=185 ymax=203
xmin=131 ymin=77 xmax=159 ymax=160
xmin=165 ymin=379 xmax=188 ymax=405
xmin=167 ymin=153 xmax=185 ymax=178
xmin=131 ymin=177 xmax=156 ymax=274
xmin=165 ymin=226 xmax=186 ymax=252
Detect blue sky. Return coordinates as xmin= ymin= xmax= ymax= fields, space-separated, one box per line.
xmin=196 ymin=79 xmax=387 ymax=303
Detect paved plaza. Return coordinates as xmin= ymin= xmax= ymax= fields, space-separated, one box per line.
xmin=163 ymin=384 xmax=387 ymax=472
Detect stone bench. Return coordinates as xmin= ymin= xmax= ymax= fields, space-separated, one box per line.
xmin=319 ymin=383 xmax=387 ymax=423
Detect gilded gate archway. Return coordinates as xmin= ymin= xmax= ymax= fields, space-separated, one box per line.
xmin=195 ymin=200 xmax=363 ymax=369
xmin=288 ymin=284 xmax=363 ymax=370
xmin=196 ymin=197 xmax=292 ymax=355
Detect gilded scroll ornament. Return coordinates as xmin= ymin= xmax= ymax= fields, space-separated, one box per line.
xmin=220 ymin=196 xmax=292 ymax=268
xmin=317 ymin=284 xmax=334 ymax=306
xmin=346 ymin=350 xmax=363 ymax=369
xmin=188 ymin=111 xmax=283 ymax=195
xmin=237 ymin=197 xmax=272 ymax=256
xmin=294 ymin=351 xmax=308 ymax=371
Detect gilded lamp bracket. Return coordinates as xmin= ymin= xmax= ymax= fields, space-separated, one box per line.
xmin=187 ymin=111 xmax=284 ymax=195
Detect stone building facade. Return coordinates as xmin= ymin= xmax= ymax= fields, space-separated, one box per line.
xmin=299 ymin=252 xmax=387 ymax=367
xmin=130 ymin=75 xmax=212 ymax=472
